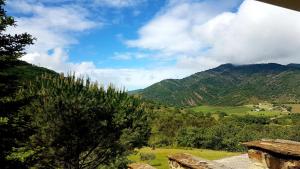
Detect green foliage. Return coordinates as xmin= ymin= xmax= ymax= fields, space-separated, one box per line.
xmin=0 ymin=61 xmax=57 ymax=168
xmin=138 ymin=63 xmax=300 ymax=106
xmin=13 ymin=74 xmax=151 ymax=168
xmin=6 ymin=148 xmax=35 ymax=163
xmin=0 ymin=1 xmax=38 ymax=168
xmin=175 ymin=116 xmax=298 ymax=152
xmin=148 ymin=107 xmax=216 ymax=147
xmin=139 ymin=153 xmax=156 ymax=161
xmin=148 ymin=105 xmax=300 ymax=152
xmin=0 ymin=0 xmax=35 ymax=62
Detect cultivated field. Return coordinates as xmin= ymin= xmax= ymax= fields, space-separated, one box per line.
xmin=286 ymin=104 xmax=300 ymax=113
xmin=190 ymin=105 xmax=286 ymax=118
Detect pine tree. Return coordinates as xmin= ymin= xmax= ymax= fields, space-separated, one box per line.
xmin=0 ymin=0 xmax=34 ymax=62
xmin=15 ymin=74 xmax=150 ymax=169
xmin=0 ymin=1 xmax=35 ymax=168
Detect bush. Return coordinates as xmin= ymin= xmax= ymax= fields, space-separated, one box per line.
xmin=140 ymin=153 xmax=156 ymax=161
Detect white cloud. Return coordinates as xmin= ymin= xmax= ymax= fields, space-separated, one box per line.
xmin=127 ymin=0 xmax=242 ymax=55
xmin=9 ymin=0 xmax=300 ymax=90
xmin=7 ymin=0 xmax=98 ymax=53
xmin=7 ymin=0 xmax=194 ymax=90
xmin=128 ymin=0 xmax=300 ymax=66
xmin=111 ymin=51 xmax=174 ymax=61
xmin=207 ymin=0 xmax=300 ymax=64
xmin=92 ymin=0 xmax=144 ymax=8
xmin=21 ymin=50 xmax=194 ymax=90
xmin=8 ymin=0 xmax=176 ymax=90
xmin=112 ymin=52 xmax=149 ymax=60
xmin=127 ymin=1 xmax=217 ymax=55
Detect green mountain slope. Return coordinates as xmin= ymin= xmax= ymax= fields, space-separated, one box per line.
xmin=138 ymin=63 xmax=300 ymax=106
xmin=0 ymin=60 xmax=57 ymax=97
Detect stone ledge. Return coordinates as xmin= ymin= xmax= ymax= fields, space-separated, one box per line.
xmin=243 ymin=139 xmax=300 ymax=169
xmin=243 ymin=139 xmax=300 ymax=158
xmin=128 ymin=163 xmax=156 ymax=169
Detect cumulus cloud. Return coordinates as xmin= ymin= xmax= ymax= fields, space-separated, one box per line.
xmin=128 ymin=0 xmax=300 ymax=66
xmin=7 ymin=0 xmax=98 ymax=53
xmin=127 ymin=0 xmax=242 ymax=55
xmin=208 ymin=0 xmax=300 ymax=64
xmin=22 ymin=50 xmax=194 ymax=90
xmin=6 ymin=0 xmax=194 ymax=90
xmin=7 ymin=0 xmax=300 ymax=90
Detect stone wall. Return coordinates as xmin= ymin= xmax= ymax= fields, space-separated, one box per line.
xmin=247 ymin=149 xmax=300 ymax=169
xmin=243 ymin=139 xmax=300 ymax=169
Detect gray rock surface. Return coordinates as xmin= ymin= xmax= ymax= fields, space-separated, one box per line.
xmin=214 ymin=154 xmax=251 ymax=169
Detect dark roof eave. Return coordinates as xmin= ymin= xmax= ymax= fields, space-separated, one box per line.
xmin=256 ymin=0 xmax=300 ymax=12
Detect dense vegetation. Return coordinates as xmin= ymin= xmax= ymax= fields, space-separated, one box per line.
xmin=1 ymin=73 xmax=151 ymax=169
xmin=0 ymin=1 xmax=151 ymax=168
xmin=147 ymin=106 xmax=300 ymax=152
xmin=138 ymin=63 xmax=300 ymax=106
xmin=12 ymin=74 xmax=150 ymax=168
xmin=0 ymin=0 xmax=41 ymax=167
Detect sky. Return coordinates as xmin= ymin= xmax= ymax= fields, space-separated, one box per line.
xmin=5 ymin=0 xmax=300 ymax=90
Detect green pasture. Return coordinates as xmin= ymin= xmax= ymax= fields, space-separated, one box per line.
xmin=128 ymin=147 xmax=240 ymax=169
xmin=190 ymin=105 xmax=284 ymax=117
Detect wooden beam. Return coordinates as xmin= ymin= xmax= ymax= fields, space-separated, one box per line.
xmin=256 ymin=0 xmax=300 ymax=12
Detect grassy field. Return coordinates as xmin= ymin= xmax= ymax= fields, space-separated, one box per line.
xmin=190 ymin=105 xmax=284 ymax=117
xmin=191 ymin=105 xmax=251 ymax=114
xmin=128 ymin=147 xmax=240 ymax=169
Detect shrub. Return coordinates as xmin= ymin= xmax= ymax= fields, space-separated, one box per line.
xmin=140 ymin=153 xmax=156 ymax=161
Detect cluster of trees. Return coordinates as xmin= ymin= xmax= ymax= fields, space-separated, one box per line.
xmin=149 ymin=107 xmax=300 ymax=152
xmin=0 ymin=1 xmax=151 ymax=168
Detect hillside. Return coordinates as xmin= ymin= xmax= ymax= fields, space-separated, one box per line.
xmin=0 ymin=60 xmax=57 ymax=97
xmin=137 ymin=63 xmax=300 ymax=106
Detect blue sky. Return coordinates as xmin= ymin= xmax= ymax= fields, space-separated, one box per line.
xmin=6 ymin=0 xmax=300 ymax=90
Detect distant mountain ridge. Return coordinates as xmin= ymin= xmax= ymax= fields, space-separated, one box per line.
xmin=136 ymin=63 xmax=300 ymax=106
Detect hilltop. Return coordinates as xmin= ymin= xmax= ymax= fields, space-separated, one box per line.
xmin=0 ymin=60 xmax=57 ymax=97
xmin=136 ymin=63 xmax=300 ymax=106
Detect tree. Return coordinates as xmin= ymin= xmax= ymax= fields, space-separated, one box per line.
xmin=0 ymin=1 xmax=35 ymax=168
xmin=15 ymin=74 xmax=150 ymax=169
xmin=0 ymin=0 xmax=34 ymax=62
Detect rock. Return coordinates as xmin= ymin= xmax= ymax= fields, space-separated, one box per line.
xmin=243 ymin=139 xmax=300 ymax=169
xmin=168 ymin=153 xmax=231 ymax=169
xmin=128 ymin=163 xmax=156 ymax=169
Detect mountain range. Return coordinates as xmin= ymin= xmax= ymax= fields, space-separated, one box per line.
xmin=2 ymin=61 xmax=300 ymax=107
xmin=136 ymin=63 xmax=300 ymax=106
